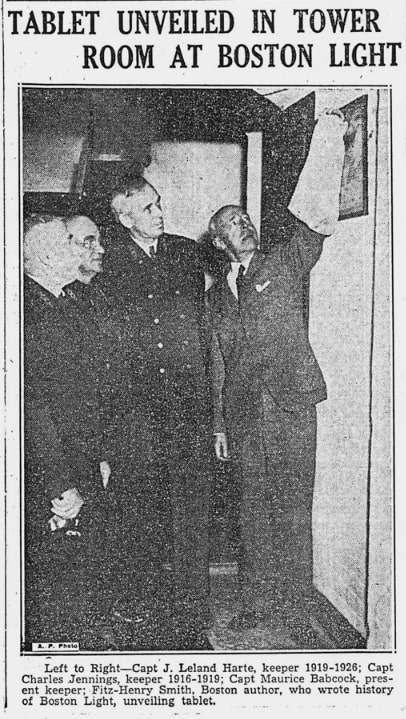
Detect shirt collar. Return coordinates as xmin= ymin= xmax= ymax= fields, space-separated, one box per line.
xmin=25 ymin=271 xmax=68 ymax=298
xmin=129 ymin=234 xmax=158 ymax=257
xmin=229 ymin=251 xmax=255 ymax=275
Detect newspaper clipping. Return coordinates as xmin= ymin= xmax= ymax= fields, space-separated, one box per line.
xmin=2 ymin=0 xmax=405 ymax=716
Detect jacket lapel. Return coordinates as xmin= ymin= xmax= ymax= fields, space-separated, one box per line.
xmin=123 ymin=235 xmax=152 ymax=266
xmin=243 ymin=249 xmax=266 ymax=284
xmin=212 ymin=271 xmax=239 ymax=314
xmin=156 ymin=234 xmax=167 ymax=259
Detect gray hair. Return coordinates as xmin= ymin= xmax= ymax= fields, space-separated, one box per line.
xmin=110 ymin=176 xmax=151 ymax=221
xmin=23 ymin=215 xmax=67 ymax=274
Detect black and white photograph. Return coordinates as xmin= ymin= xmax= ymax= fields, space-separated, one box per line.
xmin=20 ymin=85 xmax=393 ymax=655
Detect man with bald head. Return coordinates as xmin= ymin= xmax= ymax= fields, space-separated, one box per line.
xmin=98 ymin=175 xmax=212 ymax=644
xmin=208 ymin=112 xmax=347 ymax=630
xmin=24 ymin=213 xmax=111 ymax=648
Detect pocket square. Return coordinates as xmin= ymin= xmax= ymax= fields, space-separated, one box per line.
xmin=255 ymin=280 xmax=271 ymax=293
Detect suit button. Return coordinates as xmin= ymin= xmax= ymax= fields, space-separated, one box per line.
xmin=159 ymin=368 xmax=165 ymax=374
xmin=175 ymin=290 xmax=181 ymax=295
xmin=157 ymin=342 xmax=163 ymax=349
xmin=148 ymin=293 xmax=153 ymax=299
xmin=179 ymin=314 xmax=186 ymax=320
xmin=154 ymin=318 xmax=159 ymax=324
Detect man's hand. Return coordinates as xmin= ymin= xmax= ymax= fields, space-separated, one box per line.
xmin=214 ymin=432 xmax=230 ymax=462
xmin=51 ymin=487 xmax=84 ymax=520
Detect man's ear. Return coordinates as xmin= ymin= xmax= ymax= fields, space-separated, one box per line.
xmin=213 ymin=236 xmax=226 ymax=252
xmin=118 ymin=212 xmax=133 ymax=230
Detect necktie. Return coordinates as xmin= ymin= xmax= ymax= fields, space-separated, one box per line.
xmin=149 ymin=245 xmax=156 ymax=260
xmin=236 ymin=264 xmax=245 ymax=301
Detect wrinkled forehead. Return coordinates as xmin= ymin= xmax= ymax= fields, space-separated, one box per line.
xmin=67 ymin=216 xmax=100 ymax=239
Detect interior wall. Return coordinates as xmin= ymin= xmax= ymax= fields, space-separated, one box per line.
xmin=24 ymin=132 xmax=85 ymax=193
xmin=144 ymin=141 xmax=242 ymax=241
xmin=310 ymin=88 xmax=391 ymax=640
xmin=23 ymin=90 xmax=88 ymax=193
xmin=23 ymin=98 xmax=243 ymax=241
xmin=366 ymin=90 xmax=392 ymax=649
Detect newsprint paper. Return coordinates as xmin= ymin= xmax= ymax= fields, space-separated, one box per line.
xmin=1 ymin=0 xmax=406 ymax=716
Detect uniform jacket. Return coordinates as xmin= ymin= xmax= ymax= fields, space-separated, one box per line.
xmin=96 ymin=228 xmax=211 ymax=421
xmin=24 ymin=276 xmax=103 ymax=505
xmin=209 ymin=219 xmax=327 ymax=432
xmin=94 ymin=227 xmax=212 ymax=603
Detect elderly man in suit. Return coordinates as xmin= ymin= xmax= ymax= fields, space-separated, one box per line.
xmin=97 ymin=177 xmax=212 ymax=640
xmin=24 ymin=214 xmax=110 ymax=648
xmin=208 ymin=111 xmax=347 ymax=629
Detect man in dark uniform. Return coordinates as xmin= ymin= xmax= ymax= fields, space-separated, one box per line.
xmin=97 ymin=177 xmax=212 ymax=635
xmin=65 ymin=214 xmax=161 ymax=640
xmin=23 ymin=214 xmax=111 ymax=648
xmin=208 ymin=111 xmax=347 ymax=629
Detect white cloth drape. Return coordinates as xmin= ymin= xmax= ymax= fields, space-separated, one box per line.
xmin=288 ymin=112 xmax=347 ymax=236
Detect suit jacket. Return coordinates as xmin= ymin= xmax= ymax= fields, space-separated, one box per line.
xmin=209 ymin=219 xmax=327 ymax=432
xmin=96 ymin=228 xmax=211 ymax=425
xmin=24 ymin=276 xmax=102 ymax=507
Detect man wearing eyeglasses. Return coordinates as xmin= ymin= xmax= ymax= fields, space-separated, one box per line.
xmin=23 ymin=213 xmax=113 ymax=649
xmin=66 ymin=214 xmax=105 ymax=282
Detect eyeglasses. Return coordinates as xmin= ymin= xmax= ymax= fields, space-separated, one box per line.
xmin=69 ymin=234 xmax=101 ymax=249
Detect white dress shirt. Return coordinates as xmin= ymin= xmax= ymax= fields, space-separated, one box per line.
xmin=227 ymin=254 xmax=254 ymax=299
